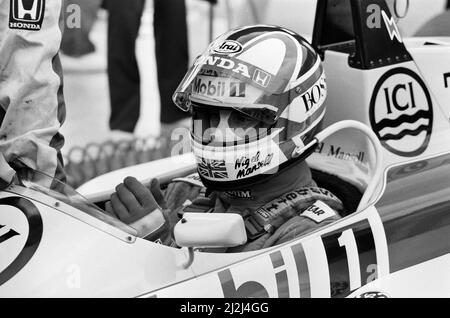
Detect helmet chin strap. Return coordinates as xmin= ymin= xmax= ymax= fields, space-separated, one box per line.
xmin=291 ymin=138 xmax=320 ymax=160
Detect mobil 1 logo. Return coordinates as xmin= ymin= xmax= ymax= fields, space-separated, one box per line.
xmin=369 ymin=67 xmax=433 ymax=157
xmin=9 ymin=0 xmax=45 ymax=31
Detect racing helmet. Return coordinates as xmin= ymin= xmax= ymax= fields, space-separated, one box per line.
xmin=173 ymin=25 xmax=327 ymax=190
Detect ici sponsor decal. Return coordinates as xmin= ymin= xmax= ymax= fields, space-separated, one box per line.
xmin=369 ymin=68 xmax=433 ymax=157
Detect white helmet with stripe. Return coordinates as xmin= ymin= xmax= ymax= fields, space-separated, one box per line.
xmin=173 ymin=25 xmax=327 ymax=191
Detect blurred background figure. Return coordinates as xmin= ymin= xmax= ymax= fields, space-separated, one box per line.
xmin=105 ymin=0 xmax=190 ymax=138
xmin=154 ymin=0 xmax=191 ymax=137
xmin=61 ymin=0 xmax=103 ymax=57
xmin=105 ymin=0 xmax=146 ymax=136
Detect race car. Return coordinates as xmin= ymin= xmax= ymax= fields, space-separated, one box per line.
xmin=1 ymin=0 xmax=450 ymax=298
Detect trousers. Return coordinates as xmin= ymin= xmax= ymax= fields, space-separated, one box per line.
xmin=106 ymin=0 xmax=189 ymax=132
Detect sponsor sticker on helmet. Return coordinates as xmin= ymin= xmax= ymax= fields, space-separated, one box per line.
xmin=193 ymin=136 xmax=288 ymax=182
xmin=234 ymin=151 xmax=275 ymax=180
xmin=197 ymin=158 xmax=229 ymax=180
xmin=213 ymin=40 xmax=243 ymax=55
xmin=253 ymin=69 xmax=272 ymax=88
xmin=192 ymin=76 xmax=247 ymax=99
xmin=9 ymin=0 xmax=45 ymax=31
xmin=193 ymin=55 xmax=278 ymax=92
xmin=369 ymin=67 xmax=433 ymax=157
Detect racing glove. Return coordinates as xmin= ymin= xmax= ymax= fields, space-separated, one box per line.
xmin=105 ymin=177 xmax=173 ymax=245
xmin=0 ymin=153 xmax=16 ymax=189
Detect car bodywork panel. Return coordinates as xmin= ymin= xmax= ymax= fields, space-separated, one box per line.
xmin=1 ymin=0 xmax=450 ymax=298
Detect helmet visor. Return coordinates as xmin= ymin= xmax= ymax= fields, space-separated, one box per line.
xmin=173 ymin=55 xmax=291 ymax=124
xmin=192 ymin=104 xmax=271 ymax=145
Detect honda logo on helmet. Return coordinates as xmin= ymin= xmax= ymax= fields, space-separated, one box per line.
xmin=9 ymin=0 xmax=45 ymax=31
xmin=213 ymin=40 xmax=243 ymax=55
xmin=253 ymin=69 xmax=271 ymax=88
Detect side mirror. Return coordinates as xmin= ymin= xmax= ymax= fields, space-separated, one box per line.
xmin=174 ymin=213 xmax=247 ymax=249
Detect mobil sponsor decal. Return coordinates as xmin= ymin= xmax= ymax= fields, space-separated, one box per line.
xmin=193 ymin=76 xmax=246 ymax=99
xmin=370 ymin=67 xmax=433 ymax=157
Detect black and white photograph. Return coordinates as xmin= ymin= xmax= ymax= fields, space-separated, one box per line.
xmin=1 ymin=0 xmax=450 ymax=300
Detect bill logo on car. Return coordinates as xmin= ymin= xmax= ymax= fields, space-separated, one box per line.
xmin=150 ymin=207 xmax=389 ymax=298
xmin=218 ymin=206 xmax=389 ymax=298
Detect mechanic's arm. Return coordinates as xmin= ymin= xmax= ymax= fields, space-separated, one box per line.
xmin=105 ymin=177 xmax=173 ymax=245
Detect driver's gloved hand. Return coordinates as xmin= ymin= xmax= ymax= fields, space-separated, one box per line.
xmin=0 ymin=155 xmax=19 ymax=190
xmin=105 ymin=177 xmax=172 ymax=244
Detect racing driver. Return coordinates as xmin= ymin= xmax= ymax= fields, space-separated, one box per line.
xmin=106 ymin=25 xmax=344 ymax=252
